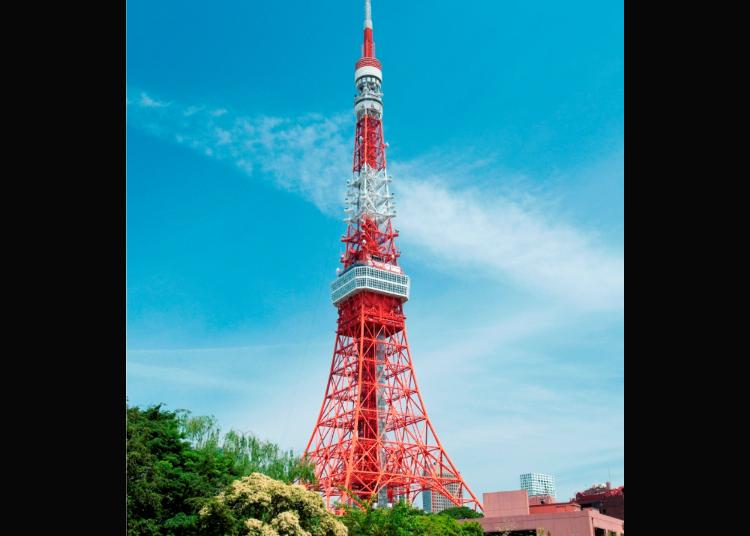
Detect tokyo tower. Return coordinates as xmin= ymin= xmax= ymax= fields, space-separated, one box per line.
xmin=303 ymin=0 xmax=482 ymax=513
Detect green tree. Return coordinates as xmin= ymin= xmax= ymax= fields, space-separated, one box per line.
xmin=197 ymin=472 xmax=347 ymax=536
xmin=127 ymin=404 xmax=233 ymax=535
xmin=220 ymin=429 xmax=316 ymax=483
xmin=340 ymin=499 xmax=483 ymax=536
xmin=177 ymin=411 xmax=316 ymax=484
xmin=437 ymin=506 xmax=484 ymax=519
xmin=418 ymin=513 xmax=483 ymax=535
xmin=127 ymin=403 xmax=315 ymax=536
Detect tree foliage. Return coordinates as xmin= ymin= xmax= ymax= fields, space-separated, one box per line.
xmin=177 ymin=412 xmax=316 ymax=484
xmin=127 ymin=404 xmax=314 ymax=536
xmin=196 ymin=472 xmax=347 ymax=536
xmin=437 ymin=506 xmax=484 ymax=520
xmin=128 ymin=402 xmax=488 ymax=536
xmin=341 ymin=500 xmax=484 ymax=536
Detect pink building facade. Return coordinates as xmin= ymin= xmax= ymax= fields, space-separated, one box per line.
xmin=461 ymin=490 xmax=625 ymax=536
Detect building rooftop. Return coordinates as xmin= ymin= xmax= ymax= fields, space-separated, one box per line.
xmin=460 ymin=489 xmax=624 ymax=536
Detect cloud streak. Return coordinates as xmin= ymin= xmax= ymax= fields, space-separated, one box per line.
xmin=127 ymin=89 xmax=623 ymax=311
xmin=127 ymin=92 xmax=350 ymax=214
xmin=396 ymin=177 xmax=623 ymax=309
xmin=127 ymin=361 xmax=262 ymax=393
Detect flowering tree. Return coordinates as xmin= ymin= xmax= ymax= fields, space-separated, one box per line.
xmin=198 ymin=473 xmax=347 ymax=536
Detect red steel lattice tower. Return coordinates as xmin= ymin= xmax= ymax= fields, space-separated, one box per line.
xmin=304 ymin=0 xmax=482 ymax=513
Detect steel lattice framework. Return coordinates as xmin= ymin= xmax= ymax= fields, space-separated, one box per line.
xmin=304 ymin=0 xmax=482 ymax=513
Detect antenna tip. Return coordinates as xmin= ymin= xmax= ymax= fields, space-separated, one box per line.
xmin=364 ymin=0 xmax=373 ymax=29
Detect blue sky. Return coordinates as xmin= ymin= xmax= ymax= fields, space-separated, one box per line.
xmin=126 ymin=0 xmax=623 ymax=502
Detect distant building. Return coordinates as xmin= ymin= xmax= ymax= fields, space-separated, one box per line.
xmin=520 ymin=472 xmax=556 ymax=498
xmin=574 ymin=482 xmax=624 ymax=521
xmin=423 ymin=471 xmax=460 ymax=513
xmin=457 ymin=489 xmax=624 ymax=536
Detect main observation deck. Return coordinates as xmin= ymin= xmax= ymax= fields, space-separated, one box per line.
xmin=331 ymin=263 xmax=410 ymax=306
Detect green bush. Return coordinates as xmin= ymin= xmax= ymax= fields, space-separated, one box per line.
xmin=341 ymin=500 xmax=484 ymax=536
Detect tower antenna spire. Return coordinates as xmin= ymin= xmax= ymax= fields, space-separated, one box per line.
xmin=363 ymin=0 xmax=375 ymax=58
xmin=365 ymin=0 xmax=372 ymax=29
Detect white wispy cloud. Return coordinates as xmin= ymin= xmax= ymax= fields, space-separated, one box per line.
xmin=395 ymin=177 xmax=623 ymax=310
xmin=127 ymin=92 xmax=350 ymax=214
xmin=126 ymin=89 xmax=623 ymax=311
xmin=139 ymin=92 xmax=170 ymax=108
xmin=127 ymin=361 xmax=262 ymax=392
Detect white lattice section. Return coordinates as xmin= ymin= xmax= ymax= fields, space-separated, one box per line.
xmin=344 ymin=165 xmax=395 ymax=226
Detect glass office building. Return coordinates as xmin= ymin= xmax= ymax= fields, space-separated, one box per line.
xmin=520 ymin=472 xmax=556 ymax=498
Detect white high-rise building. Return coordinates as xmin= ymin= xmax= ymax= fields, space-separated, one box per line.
xmin=520 ymin=473 xmax=556 ymax=498
xmin=423 ymin=472 xmax=460 ymax=513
